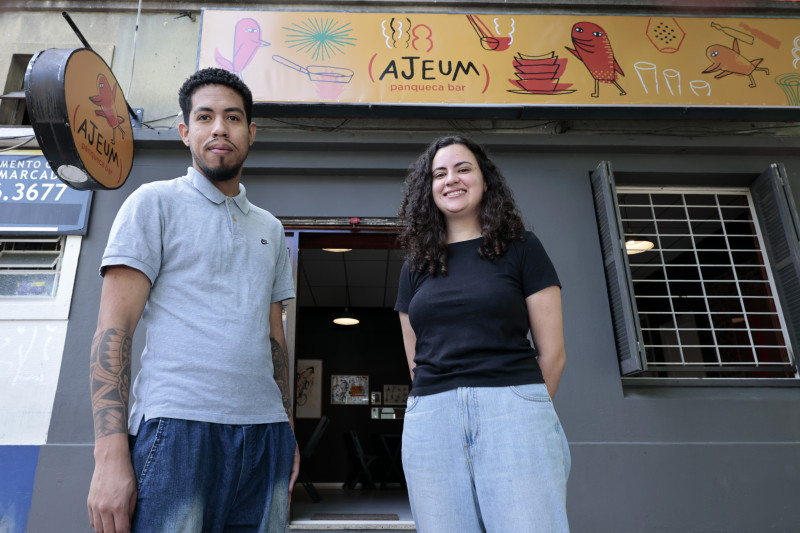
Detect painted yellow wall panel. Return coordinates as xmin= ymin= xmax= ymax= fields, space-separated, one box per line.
xmin=198 ymin=10 xmax=800 ymax=109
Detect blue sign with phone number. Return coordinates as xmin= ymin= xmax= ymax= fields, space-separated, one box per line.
xmin=0 ymin=151 xmax=93 ymax=234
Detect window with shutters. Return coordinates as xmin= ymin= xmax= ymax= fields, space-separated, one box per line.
xmin=0 ymin=235 xmax=81 ymax=320
xmin=591 ymin=163 xmax=800 ymax=380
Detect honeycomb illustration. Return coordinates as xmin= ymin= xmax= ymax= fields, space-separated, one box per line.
xmin=646 ymin=17 xmax=686 ymax=53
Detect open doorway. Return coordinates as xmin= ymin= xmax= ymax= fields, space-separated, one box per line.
xmin=288 ymin=228 xmax=414 ymax=526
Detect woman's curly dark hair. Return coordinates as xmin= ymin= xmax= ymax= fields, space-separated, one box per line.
xmin=398 ymin=135 xmax=526 ymax=276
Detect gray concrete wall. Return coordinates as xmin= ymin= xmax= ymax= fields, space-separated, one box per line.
xmin=26 ymin=131 xmax=800 ymax=532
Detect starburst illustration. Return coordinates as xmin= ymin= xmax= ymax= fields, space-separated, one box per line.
xmin=283 ymin=17 xmax=357 ymax=62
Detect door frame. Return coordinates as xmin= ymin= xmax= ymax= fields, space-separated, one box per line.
xmin=280 ymin=218 xmax=402 ymax=418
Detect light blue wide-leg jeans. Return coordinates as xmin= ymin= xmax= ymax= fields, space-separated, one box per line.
xmin=401 ymin=384 xmax=570 ymax=533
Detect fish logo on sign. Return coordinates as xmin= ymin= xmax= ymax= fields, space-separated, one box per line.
xmin=89 ymin=74 xmax=126 ymax=144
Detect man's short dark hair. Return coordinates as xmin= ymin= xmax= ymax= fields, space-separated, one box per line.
xmin=178 ymin=68 xmax=254 ymax=124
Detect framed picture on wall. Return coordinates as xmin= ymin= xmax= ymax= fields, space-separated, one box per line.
xmin=331 ymin=375 xmax=370 ymax=405
xmin=295 ymin=359 xmax=322 ymax=418
xmin=370 ymin=391 xmax=382 ymax=405
xmin=383 ymin=384 xmax=409 ymax=406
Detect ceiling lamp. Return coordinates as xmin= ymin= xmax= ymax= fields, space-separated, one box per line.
xmin=323 ymin=248 xmax=352 ymax=252
xmin=625 ymin=238 xmax=655 ymax=255
xmin=333 ymin=311 xmax=359 ymax=326
xmin=333 ymin=251 xmax=359 ymax=326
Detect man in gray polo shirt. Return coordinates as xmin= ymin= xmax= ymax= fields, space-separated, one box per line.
xmin=87 ymin=68 xmax=298 ymax=533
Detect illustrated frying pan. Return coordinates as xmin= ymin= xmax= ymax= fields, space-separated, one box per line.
xmin=272 ymin=55 xmax=354 ymax=83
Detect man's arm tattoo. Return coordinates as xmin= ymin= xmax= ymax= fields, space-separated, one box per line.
xmin=270 ymin=337 xmax=292 ymax=415
xmin=90 ymin=328 xmax=132 ymax=439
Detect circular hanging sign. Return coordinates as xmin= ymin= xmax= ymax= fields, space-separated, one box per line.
xmin=25 ymin=48 xmax=134 ymax=190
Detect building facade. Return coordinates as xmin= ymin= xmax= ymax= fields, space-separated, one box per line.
xmin=1 ymin=1 xmax=800 ymax=532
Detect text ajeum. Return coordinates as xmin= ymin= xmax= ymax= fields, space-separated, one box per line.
xmin=76 ymin=119 xmax=120 ymax=167
xmin=379 ymin=57 xmax=480 ymax=82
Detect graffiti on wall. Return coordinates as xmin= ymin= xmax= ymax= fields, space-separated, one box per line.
xmin=0 ymin=322 xmax=67 ymax=445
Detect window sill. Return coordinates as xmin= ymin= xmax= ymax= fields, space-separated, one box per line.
xmin=622 ymin=377 xmax=800 ymax=387
xmin=621 ymin=376 xmax=800 ymax=400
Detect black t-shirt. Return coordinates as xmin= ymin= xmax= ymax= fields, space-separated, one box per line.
xmin=395 ymin=231 xmax=561 ymax=396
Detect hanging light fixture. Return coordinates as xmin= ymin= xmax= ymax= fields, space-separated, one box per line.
xmin=333 ymin=311 xmax=359 ymax=326
xmin=333 ymin=251 xmax=359 ymax=326
xmin=625 ymin=237 xmax=655 ymax=255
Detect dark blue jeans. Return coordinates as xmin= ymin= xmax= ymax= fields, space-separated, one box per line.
xmin=129 ymin=418 xmax=295 ymax=533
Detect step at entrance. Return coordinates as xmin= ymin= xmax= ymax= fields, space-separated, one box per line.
xmin=289 ymin=519 xmax=416 ymax=531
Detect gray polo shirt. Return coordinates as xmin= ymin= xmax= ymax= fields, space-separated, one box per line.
xmin=101 ymin=168 xmax=295 ymax=434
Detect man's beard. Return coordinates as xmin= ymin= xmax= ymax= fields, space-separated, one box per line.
xmin=197 ymin=159 xmax=242 ymax=182
xmin=191 ymin=143 xmax=245 ymax=183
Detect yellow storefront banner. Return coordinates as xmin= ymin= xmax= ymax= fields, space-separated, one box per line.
xmin=197 ymin=10 xmax=800 ymax=109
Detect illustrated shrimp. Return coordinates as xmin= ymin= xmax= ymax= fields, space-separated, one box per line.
xmin=565 ymin=21 xmax=626 ymax=98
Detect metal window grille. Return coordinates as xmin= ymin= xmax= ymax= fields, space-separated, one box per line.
xmin=617 ymin=188 xmax=797 ymax=378
xmin=0 ymin=236 xmax=65 ymax=297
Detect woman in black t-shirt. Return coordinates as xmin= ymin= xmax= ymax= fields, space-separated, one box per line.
xmin=395 ymin=135 xmax=570 ymax=532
